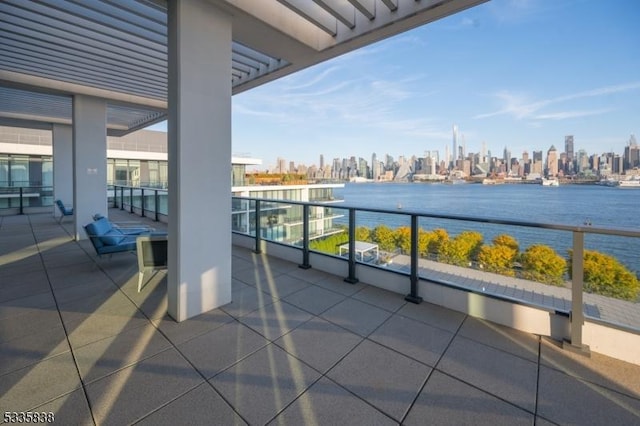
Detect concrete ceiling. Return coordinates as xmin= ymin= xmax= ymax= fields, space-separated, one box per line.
xmin=0 ymin=0 xmax=486 ymax=135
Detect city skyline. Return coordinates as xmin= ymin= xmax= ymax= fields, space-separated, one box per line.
xmin=260 ymin=133 xmax=638 ymax=175
xmin=147 ymin=0 xmax=640 ymax=169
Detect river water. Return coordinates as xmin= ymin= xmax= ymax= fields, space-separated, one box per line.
xmin=331 ymin=182 xmax=640 ymax=273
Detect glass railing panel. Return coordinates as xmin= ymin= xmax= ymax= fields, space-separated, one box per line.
xmin=157 ymin=191 xmax=168 ymax=216
xmin=581 ymin=232 xmax=639 ymax=331
xmin=143 ymin=190 xmax=156 ymax=215
xmin=231 ymin=198 xmax=255 ymax=235
xmin=308 ymin=205 xmax=349 ymax=256
xmin=131 ymin=188 xmax=143 ymax=209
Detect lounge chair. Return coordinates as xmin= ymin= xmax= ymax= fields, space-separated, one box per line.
xmin=55 ymin=200 xmax=73 ymax=223
xmin=92 ymin=214 xmax=155 ymax=234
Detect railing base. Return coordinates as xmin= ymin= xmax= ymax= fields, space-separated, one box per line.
xmin=404 ymin=294 xmax=423 ymax=304
xmin=562 ymin=340 xmax=591 ymax=357
xmin=298 ymin=264 xmax=311 ymax=270
xmin=344 ymin=277 xmax=359 ymax=284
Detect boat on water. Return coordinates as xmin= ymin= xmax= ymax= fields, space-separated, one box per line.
xmin=541 ymin=178 xmax=559 ymax=187
xmin=618 ymin=178 xmax=640 ymax=188
xmin=482 ymin=178 xmax=503 ymax=185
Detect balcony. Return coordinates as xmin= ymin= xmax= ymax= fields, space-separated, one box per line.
xmin=1 ymin=208 xmax=639 ymax=424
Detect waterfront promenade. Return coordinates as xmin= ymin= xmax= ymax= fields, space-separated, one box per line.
xmin=1 ymin=210 xmax=639 ymax=424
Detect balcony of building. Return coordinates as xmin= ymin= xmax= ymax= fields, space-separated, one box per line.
xmin=1 ymin=208 xmax=639 ymax=425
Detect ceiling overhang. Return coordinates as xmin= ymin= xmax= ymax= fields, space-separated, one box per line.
xmin=0 ymin=0 xmax=486 ymax=135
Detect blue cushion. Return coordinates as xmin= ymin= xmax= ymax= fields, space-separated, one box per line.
xmin=99 ymin=229 xmax=125 ymax=246
xmin=92 ymin=217 xmax=114 ymax=234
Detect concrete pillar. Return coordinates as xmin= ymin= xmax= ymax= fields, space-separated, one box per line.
xmin=72 ymin=95 xmax=107 ymax=240
xmin=52 ymin=124 xmax=73 ymax=218
xmin=167 ymin=0 xmax=232 ymax=321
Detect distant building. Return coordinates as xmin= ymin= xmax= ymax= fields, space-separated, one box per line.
xmin=546 ymin=145 xmax=559 ymax=177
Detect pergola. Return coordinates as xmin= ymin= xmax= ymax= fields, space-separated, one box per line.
xmin=340 ymin=241 xmax=379 ymax=263
xmin=0 ymin=0 xmax=486 ymax=321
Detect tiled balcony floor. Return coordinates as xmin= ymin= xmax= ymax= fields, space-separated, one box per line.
xmin=1 ymin=210 xmax=639 ymax=425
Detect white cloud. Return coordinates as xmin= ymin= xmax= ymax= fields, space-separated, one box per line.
xmin=474 ymin=82 xmax=640 ymax=121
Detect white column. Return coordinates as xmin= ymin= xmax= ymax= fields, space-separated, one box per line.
xmin=167 ymin=0 xmax=232 ymax=321
xmin=52 ymin=124 xmax=73 ymax=218
xmin=72 ymin=95 xmax=107 ymax=240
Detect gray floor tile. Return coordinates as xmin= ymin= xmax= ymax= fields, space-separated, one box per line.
xmin=271 ymin=376 xmax=398 ymax=426
xmin=313 ymin=274 xmax=366 ymax=295
xmin=152 ymin=309 xmax=234 ymax=345
xmin=52 ymin=278 xmax=118 ymax=305
xmin=404 ymin=371 xmax=534 ymax=425
xmin=279 ymin=265 xmax=334 ymax=284
xmin=137 ymin=383 xmax=247 ymax=426
xmin=0 ymin=352 xmax=81 ymax=413
xmin=179 ymin=321 xmax=268 ymax=379
xmin=437 ymin=336 xmax=538 ymax=412
xmin=540 ymin=338 xmax=640 ymax=398
xmin=239 ymin=300 xmax=313 ymax=340
xmin=0 ymin=308 xmax=62 ymax=344
xmin=0 ymin=292 xmax=56 ymax=320
xmin=221 ymin=285 xmax=277 ymax=318
xmin=282 ymin=284 xmax=346 ymax=315
xmin=397 ymin=301 xmax=466 ymax=333
xmin=31 ymin=388 xmax=93 ymax=426
xmin=458 ymin=316 xmax=540 ymax=362
xmin=274 ymin=316 xmax=363 ymax=373
xmin=64 ymin=311 xmax=151 ymax=349
xmin=210 ymin=344 xmax=321 ymax=425
xmin=255 ymin=273 xmax=312 ymax=299
xmin=537 ymin=365 xmax=640 ymax=425
xmin=85 ymin=349 xmax=204 ymax=425
xmin=369 ymin=314 xmax=454 ymax=367
xmin=321 ymin=298 xmax=392 ymax=336
xmin=234 ymin=265 xmax=285 ymax=287
xmin=352 ymin=285 xmax=407 ymax=312
xmin=327 ymin=339 xmax=431 ymax=422
xmin=0 ymin=324 xmax=70 ymax=375
xmin=74 ymin=324 xmax=172 ymax=384
xmin=0 ymin=275 xmax=51 ymax=303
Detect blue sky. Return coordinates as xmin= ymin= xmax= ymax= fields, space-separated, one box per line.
xmin=149 ymin=0 xmax=640 ymax=170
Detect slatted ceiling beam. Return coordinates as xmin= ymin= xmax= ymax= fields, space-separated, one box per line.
xmin=0 ymin=3 xmax=166 ymax=57
xmin=313 ymin=0 xmax=356 ymax=29
xmin=277 ymin=0 xmax=338 ymax=36
xmin=53 ymin=0 xmax=167 ymax=42
xmin=0 ymin=21 xmax=167 ymax=72
xmin=231 ymin=54 xmax=262 ymax=72
xmin=233 ymin=42 xmax=277 ymax=67
xmin=381 ymin=0 xmax=398 ymax=12
xmin=0 ymin=39 xmax=166 ymax=84
xmin=348 ymin=0 xmax=375 ymax=20
xmin=232 ymin=61 xmax=255 ymax=74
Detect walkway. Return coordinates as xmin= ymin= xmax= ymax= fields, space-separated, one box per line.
xmin=388 ymin=254 xmax=640 ymax=330
xmin=1 ymin=210 xmax=639 ymax=425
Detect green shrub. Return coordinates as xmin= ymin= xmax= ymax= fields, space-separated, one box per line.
xmin=439 ymin=231 xmax=483 ymax=266
xmin=426 ymin=228 xmax=449 ymax=256
xmin=355 ymin=226 xmax=371 ymax=242
xmin=569 ymin=250 xmax=640 ymax=301
xmin=309 ymin=232 xmax=348 ymax=255
xmin=478 ymin=244 xmax=517 ymax=276
xmin=371 ymin=225 xmax=396 ymax=252
xmin=394 ymin=226 xmax=412 ymax=254
xmin=520 ymin=244 xmax=566 ymax=286
xmin=493 ymin=234 xmax=519 ymax=253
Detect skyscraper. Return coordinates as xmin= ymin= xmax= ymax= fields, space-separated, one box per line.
xmin=452 ymin=124 xmax=458 ymax=166
xmin=546 ymin=145 xmax=558 ymax=177
xmin=565 ymin=135 xmax=574 ymax=161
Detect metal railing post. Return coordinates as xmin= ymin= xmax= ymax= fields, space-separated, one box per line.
xmin=154 ymin=190 xmax=159 ymax=221
xmin=253 ymin=200 xmax=262 ymax=254
xmin=344 ymin=208 xmax=359 ymax=284
xmin=120 ymin=186 xmax=124 ymax=210
xmin=141 ymin=188 xmax=145 ymax=217
xmin=19 ymin=187 xmax=24 ymax=214
xmin=563 ymin=230 xmax=590 ymax=356
xmin=405 ymin=214 xmax=423 ymax=304
xmin=299 ymin=204 xmax=311 ymax=269
xmin=129 ymin=187 xmax=134 ymax=213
